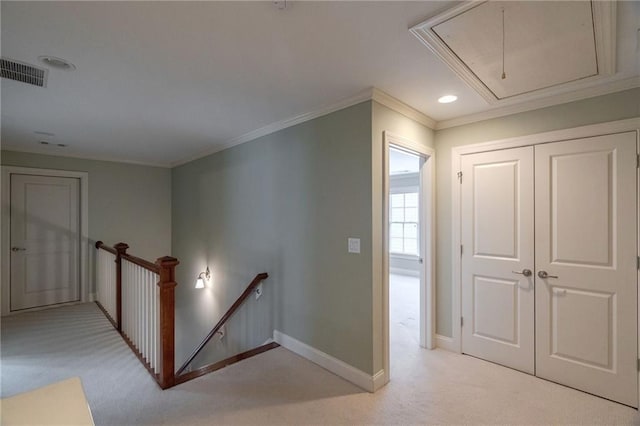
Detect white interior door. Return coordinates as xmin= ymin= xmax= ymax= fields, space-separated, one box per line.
xmin=535 ymin=133 xmax=638 ymax=407
xmin=461 ymin=146 xmax=535 ymax=374
xmin=10 ymin=174 xmax=81 ymax=311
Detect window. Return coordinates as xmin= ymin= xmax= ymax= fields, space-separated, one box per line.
xmin=390 ymin=192 xmax=419 ymax=255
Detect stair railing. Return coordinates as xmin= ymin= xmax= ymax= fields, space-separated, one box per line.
xmin=95 ymin=241 xmax=178 ymax=389
xmin=175 ymin=272 xmax=273 ymax=382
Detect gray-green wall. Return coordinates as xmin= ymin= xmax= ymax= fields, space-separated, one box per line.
xmin=171 ymin=102 xmax=375 ymax=373
xmin=1 ymin=150 xmax=172 ymax=279
xmin=434 ymin=87 xmax=640 ymax=337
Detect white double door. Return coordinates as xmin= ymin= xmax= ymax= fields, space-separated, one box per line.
xmin=461 ymin=132 xmax=638 ymax=407
xmin=10 ymin=174 xmax=81 ymax=311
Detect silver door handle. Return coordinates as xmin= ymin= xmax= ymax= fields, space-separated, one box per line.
xmin=537 ymin=270 xmax=558 ymax=279
xmin=11 ymin=247 xmax=26 ymax=252
xmin=511 ymin=269 xmax=532 ymax=277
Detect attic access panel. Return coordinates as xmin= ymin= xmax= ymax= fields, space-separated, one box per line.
xmin=411 ymin=1 xmax=616 ymax=103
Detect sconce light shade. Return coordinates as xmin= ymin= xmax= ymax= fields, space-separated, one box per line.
xmin=195 ymin=266 xmax=210 ymax=289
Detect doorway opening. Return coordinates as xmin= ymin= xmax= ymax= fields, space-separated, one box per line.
xmin=382 ymin=132 xmax=435 ymax=384
xmin=389 ymin=147 xmax=422 ymax=355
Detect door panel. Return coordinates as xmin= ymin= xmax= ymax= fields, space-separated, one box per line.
xmin=535 ymin=132 xmax=637 ymax=407
xmin=461 ymin=146 xmax=535 ymax=374
xmin=10 ymin=174 xmax=80 ymax=311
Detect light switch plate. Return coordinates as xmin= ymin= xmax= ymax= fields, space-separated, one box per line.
xmin=348 ymin=238 xmax=361 ymax=254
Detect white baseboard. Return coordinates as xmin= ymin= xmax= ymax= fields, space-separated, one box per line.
xmin=372 ymin=369 xmax=387 ymax=392
xmin=435 ymin=334 xmax=458 ymax=352
xmin=273 ymin=330 xmax=383 ymax=393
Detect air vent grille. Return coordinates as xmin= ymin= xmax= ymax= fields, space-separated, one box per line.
xmin=1 ymin=58 xmax=47 ymax=87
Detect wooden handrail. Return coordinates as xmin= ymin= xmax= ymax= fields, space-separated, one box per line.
xmin=95 ymin=240 xmax=117 ymax=255
xmin=94 ymin=241 xmax=178 ymax=390
xmin=175 ymin=272 xmax=269 ymax=376
xmin=121 ymin=253 xmax=160 ymax=274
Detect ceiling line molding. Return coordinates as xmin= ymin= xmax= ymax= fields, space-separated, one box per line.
xmin=171 ymin=87 xmax=436 ymax=168
xmin=435 ymin=76 xmax=640 ymax=130
xmin=170 ymin=88 xmax=373 ymax=167
xmin=0 ymin=145 xmax=172 ymax=168
xmin=371 ymin=88 xmax=437 ymax=129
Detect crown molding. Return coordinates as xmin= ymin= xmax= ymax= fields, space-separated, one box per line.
xmin=171 ymin=87 xmax=436 ymax=167
xmin=171 ymin=88 xmax=374 ymax=167
xmin=435 ymin=76 xmax=640 ymax=130
xmin=371 ymin=88 xmax=437 ymax=129
xmin=0 ymin=144 xmax=171 ymax=168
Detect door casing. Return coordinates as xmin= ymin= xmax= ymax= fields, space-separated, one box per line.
xmin=1 ymin=166 xmax=90 ymax=315
xmin=382 ymin=131 xmax=436 ymax=386
xmin=448 ymin=117 xmax=640 ymax=407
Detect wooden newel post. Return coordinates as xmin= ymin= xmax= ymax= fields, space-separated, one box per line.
xmin=157 ymin=255 xmax=179 ymax=389
xmin=114 ymin=243 xmax=129 ymax=332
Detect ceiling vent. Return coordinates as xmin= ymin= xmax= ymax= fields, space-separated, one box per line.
xmin=1 ymin=58 xmax=47 ymax=87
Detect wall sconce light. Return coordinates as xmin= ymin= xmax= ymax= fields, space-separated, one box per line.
xmin=195 ymin=267 xmax=210 ymax=289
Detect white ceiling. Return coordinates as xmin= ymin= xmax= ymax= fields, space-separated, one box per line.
xmin=2 ymin=1 xmax=639 ymax=167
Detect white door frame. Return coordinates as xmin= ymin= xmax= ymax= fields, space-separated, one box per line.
xmin=1 ymin=166 xmax=90 ymax=315
xmin=382 ymin=131 xmax=436 ymax=383
xmin=448 ymin=117 xmax=640 ymax=407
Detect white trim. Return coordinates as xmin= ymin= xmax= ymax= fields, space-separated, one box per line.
xmin=371 ymin=88 xmax=437 ymax=129
xmin=172 ymin=88 xmax=436 ymax=167
xmin=1 ymin=145 xmax=171 ymax=169
xmin=381 ymin=132 xmax=436 ymax=387
xmin=449 ymin=117 xmax=640 ymax=360
xmin=636 ymin=129 xmax=640 ymax=409
xmin=273 ymin=330 xmax=382 ymax=393
xmin=435 ymin=334 xmax=457 ymax=352
xmin=435 ymin=76 xmax=640 ymax=130
xmin=410 ymin=1 xmax=617 ymax=106
xmin=3 ymin=88 xmax=436 ymax=169
xmin=1 ymin=166 xmax=90 ymax=316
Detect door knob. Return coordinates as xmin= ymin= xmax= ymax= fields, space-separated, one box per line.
xmin=11 ymin=247 xmax=26 ymax=252
xmin=537 ymin=270 xmax=558 ymax=279
xmin=512 ymin=269 xmax=532 ymax=277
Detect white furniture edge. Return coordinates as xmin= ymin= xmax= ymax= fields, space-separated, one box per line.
xmin=1 ymin=166 xmax=90 ymax=316
xmin=446 ymin=116 xmax=640 ymax=406
xmin=273 ymin=330 xmax=384 ymax=393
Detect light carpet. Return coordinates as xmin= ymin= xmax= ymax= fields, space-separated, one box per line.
xmin=2 ymin=302 xmax=639 ymax=425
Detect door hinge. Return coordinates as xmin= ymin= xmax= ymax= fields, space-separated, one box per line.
xmin=638 ymin=358 xmax=640 ymax=371
xmin=461 ymin=317 xmax=464 ymax=327
xmin=637 ymin=256 xmax=640 ymax=270
xmin=460 ymin=244 xmax=464 ymax=256
xmin=637 ymin=154 xmax=639 ymax=169
xmin=457 ymin=171 xmax=463 ymax=183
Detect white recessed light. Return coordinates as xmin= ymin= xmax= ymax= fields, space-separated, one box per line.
xmin=38 ymin=56 xmax=76 ymax=71
xmin=438 ymin=95 xmax=458 ymax=104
